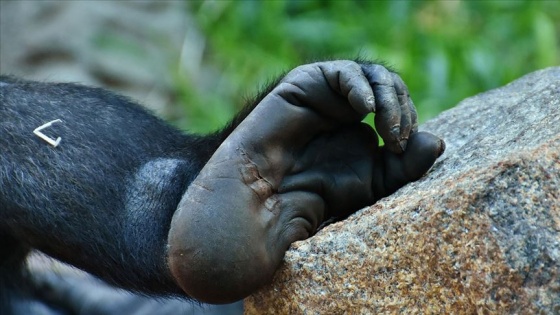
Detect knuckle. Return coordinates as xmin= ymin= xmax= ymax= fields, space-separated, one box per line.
xmin=363 ymin=64 xmax=392 ymax=85
xmin=319 ymin=60 xmax=360 ymax=76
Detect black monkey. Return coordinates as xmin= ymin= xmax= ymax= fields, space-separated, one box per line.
xmin=0 ymin=60 xmax=444 ymax=313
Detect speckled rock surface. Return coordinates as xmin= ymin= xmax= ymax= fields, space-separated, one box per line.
xmin=245 ymin=67 xmax=560 ymax=314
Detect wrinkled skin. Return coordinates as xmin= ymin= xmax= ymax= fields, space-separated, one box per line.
xmin=0 ymin=60 xmax=444 ymax=313
xmin=167 ymin=61 xmax=444 ymax=303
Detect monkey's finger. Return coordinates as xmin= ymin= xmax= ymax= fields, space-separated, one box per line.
xmin=361 ymin=64 xmax=403 ymax=153
xmin=235 ymin=61 xmax=379 ymax=152
xmin=408 ymin=98 xmax=419 ymax=133
xmin=276 ymin=60 xmax=375 ymax=123
xmin=373 ymin=131 xmax=445 ymax=198
xmin=318 ymin=61 xmax=376 ymax=116
xmin=391 ymin=72 xmax=419 ymax=133
xmin=391 ymin=72 xmax=413 ymax=150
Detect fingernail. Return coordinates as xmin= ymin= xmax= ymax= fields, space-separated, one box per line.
xmin=390 ymin=126 xmax=400 ymax=139
xmin=366 ymin=96 xmax=375 ymax=112
xmin=399 ymin=139 xmax=408 ymax=151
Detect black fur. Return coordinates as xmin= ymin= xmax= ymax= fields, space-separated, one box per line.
xmin=0 ymin=76 xmax=257 ymax=313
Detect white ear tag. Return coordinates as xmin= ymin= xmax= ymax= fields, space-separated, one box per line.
xmin=33 ymin=119 xmax=63 ymax=147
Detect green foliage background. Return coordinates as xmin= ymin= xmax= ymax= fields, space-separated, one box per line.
xmin=173 ymin=0 xmax=559 ymax=133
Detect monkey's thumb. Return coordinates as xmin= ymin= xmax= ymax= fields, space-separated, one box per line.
xmin=381 ymin=131 xmax=445 ymax=196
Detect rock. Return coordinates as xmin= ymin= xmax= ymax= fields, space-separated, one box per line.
xmin=245 ymin=67 xmax=560 ymax=314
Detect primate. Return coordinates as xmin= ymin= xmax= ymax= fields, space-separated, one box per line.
xmin=0 ymin=60 xmax=444 ymax=313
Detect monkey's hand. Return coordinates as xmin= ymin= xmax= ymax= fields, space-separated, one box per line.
xmin=167 ymin=61 xmax=445 ymax=304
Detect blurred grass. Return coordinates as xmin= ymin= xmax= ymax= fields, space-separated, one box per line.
xmin=172 ymin=0 xmax=559 ymax=133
